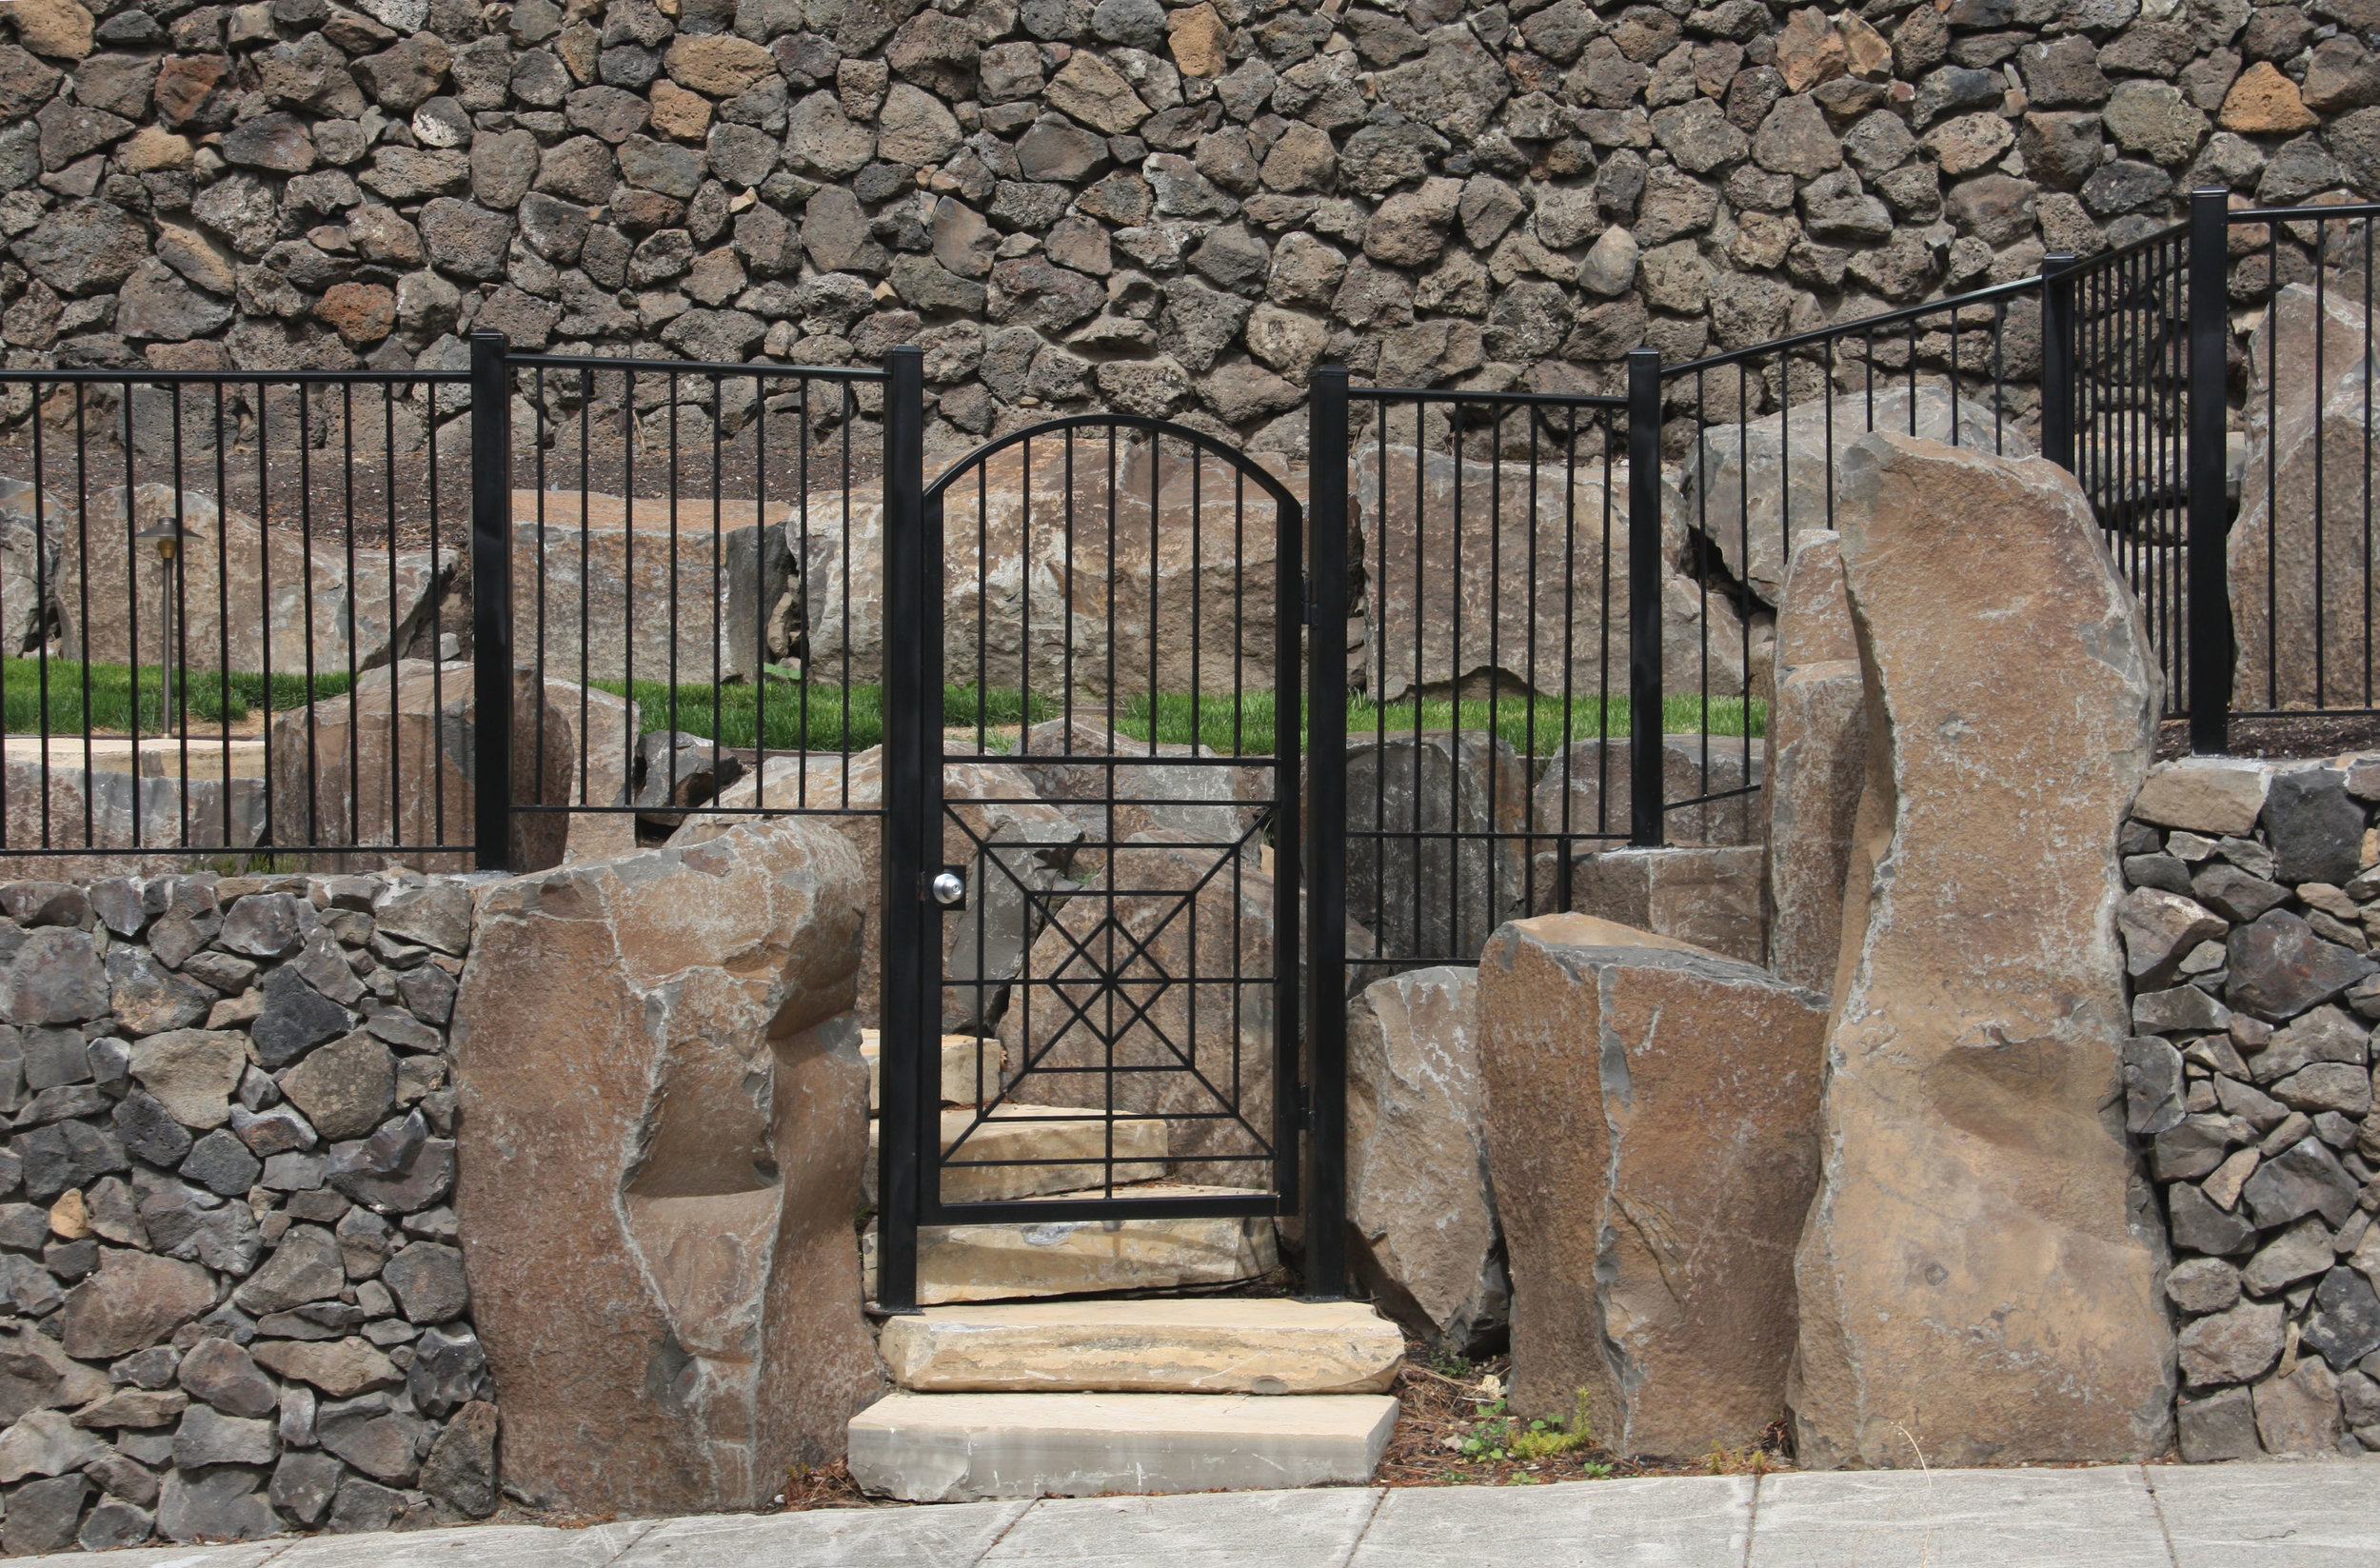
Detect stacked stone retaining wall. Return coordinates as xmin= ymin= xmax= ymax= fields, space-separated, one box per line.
xmin=0 ymin=0 xmax=2366 ymax=462
xmin=0 ymin=869 xmax=497 ymax=1552
xmin=2121 ymin=753 xmax=2380 ymax=1461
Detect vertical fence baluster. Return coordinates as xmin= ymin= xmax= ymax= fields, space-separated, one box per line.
xmin=2187 ymin=187 xmax=2233 ymax=754
xmin=469 ymin=330 xmax=514 ymax=870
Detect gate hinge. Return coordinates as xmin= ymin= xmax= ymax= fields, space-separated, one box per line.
xmin=1299 ymin=1082 xmax=1315 ymax=1132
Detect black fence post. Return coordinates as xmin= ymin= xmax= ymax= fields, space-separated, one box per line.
xmin=467 ymin=329 xmax=513 ymax=873
xmin=874 ymin=344 xmax=926 ymax=1315
xmin=1626 ymin=347 xmax=1665 ymax=848
xmin=2186 ymin=188 xmax=2233 ymax=755
xmin=2040 ymin=251 xmax=2077 ymax=474
xmin=1302 ymin=365 xmax=1350 ymax=1302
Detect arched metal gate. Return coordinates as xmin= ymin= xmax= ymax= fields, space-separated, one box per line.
xmin=872 ymin=347 xmax=1333 ymax=1313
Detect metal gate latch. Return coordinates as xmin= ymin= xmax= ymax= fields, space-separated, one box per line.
xmin=927 ymin=866 xmax=967 ymax=911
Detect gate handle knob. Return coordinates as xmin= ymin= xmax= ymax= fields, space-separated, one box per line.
xmin=930 ymin=870 xmax=966 ymax=907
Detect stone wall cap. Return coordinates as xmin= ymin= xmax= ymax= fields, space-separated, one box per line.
xmin=2134 ymin=757 xmax=2274 ymax=837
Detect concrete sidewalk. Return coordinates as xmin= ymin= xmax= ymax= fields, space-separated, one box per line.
xmin=16 ymin=1461 xmax=2377 ymax=1568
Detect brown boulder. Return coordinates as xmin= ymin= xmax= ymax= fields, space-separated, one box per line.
xmin=1760 ymin=530 xmax=1867 ymax=995
xmin=2231 ymin=287 xmax=2380 ymax=711
xmin=268 ymin=660 xmax=636 ymax=869
xmin=1346 ymin=965 xmax=1506 ymax=1353
xmin=451 ymin=815 xmax=876 ymax=1515
xmin=1554 ymin=845 xmax=1766 ymax=964
xmin=55 ymin=486 xmax=446 ymax=675
xmin=1789 ymin=433 xmax=2174 ymax=1470
xmin=1478 ymin=915 xmax=1829 ymax=1457
xmin=514 ymin=488 xmax=789 ymax=687
xmin=58 ymin=1248 xmax=216 ymax=1360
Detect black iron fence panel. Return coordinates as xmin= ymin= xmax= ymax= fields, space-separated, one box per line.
xmin=2223 ymin=199 xmax=2380 ymax=725
xmin=1327 ymin=384 xmax=1632 ymax=976
xmin=0 ymin=364 xmax=472 ymax=869
xmin=2056 ymin=223 xmax=2195 ymax=722
xmin=500 ymin=348 xmax=887 ymax=871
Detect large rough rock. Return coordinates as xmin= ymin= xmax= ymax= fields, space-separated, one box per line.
xmin=792 ymin=442 xmax=1303 ymax=698
xmin=54 ymin=486 xmax=446 ymax=673
xmin=1011 ymin=717 xmax=1263 ymax=882
xmin=2231 ymin=286 xmax=2380 ymax=711
xmin=1551 ymin=844 xmax=1766 ymax=964
xmin=1528 ymin=733 xmax=1763 ymax=855
xmin=1788 ymin=432 xmax=2175 ymax=1470
xmin=1671 ymin=387 xmax=2036 ymax=609
xmin=1342 ymin=729 xmax=1528 ymax=967
xmin=676 ymin=744 xmax=1084 ymax=1032
xmin=451 ymin=815 xmax=877 ymax=1515
xmin=512 ymin=489 xmax=789 ymax=686
xmin=1478 ymin=914 xmax=1829 ymax=1458
xmin=1355 ymin=445 xmax=1742 ymax=701
xmin=1760 ymin=530 xmax=1868 ymax=995
xmin=0 ymin=737 xmax=267 ymax=871
xmin=1345 ymin=966 xmax=1505 ymax=1355
xmin=268 ymin=660 xmax=637 ymax=869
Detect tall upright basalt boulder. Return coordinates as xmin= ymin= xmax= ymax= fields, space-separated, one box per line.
xmin=1761 ymin=530 xmax=1869 ymax=996
xmin=2230 ymin=286 xmax=2380 ymax=712
xmin=1346 ymin=965 xmax=1506 ymax=1354
xmin=1478 ymin=913 xmax=1830 ymax=1458
xmin=1789 ymin=432 xmax=2175 ymax=1470
xmin=449 ymin=817 xmax=877 ymax=1516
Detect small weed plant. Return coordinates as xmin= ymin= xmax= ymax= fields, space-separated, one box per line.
xmin=1445 ymin=1380 xmax=1606 ymax=1472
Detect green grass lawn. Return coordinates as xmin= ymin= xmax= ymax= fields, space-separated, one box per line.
xmin=0 ymin=659 xmax=1767 ymax=761
xmin=611 ymin=677 xmax=1763 ymax=758
xmin=0 ymin=659 xmax=353 ymax=734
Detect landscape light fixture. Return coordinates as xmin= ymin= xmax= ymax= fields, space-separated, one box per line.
xmin=134 ymin=517 xmax=183 ymax=737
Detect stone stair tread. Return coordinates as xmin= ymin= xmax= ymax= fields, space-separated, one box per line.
xmin=863 ymin=1184 xmax=1279 ymax=1305
xmin=879 ymin=1298 xmax=1404 ymax=1394
xmin=844 ymin=1391 xmax=1399 ymax=1501
xmin=862 ymin=1105 xmax=1170 ymax=1206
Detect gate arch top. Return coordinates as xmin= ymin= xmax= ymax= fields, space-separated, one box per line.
xmin=922 ymin=412 xmax=1307 ymax=526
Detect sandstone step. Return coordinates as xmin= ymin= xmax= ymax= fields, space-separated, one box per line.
xmin=860 ymin=1030 xmax=1005 ymax=1111
xmin=845 ymin=1391 xmax=1399 ymax=1501
xmin=863 ymin=1105 xmax=1170 ymax=1205
xmin=878 ymin=1299 xmax=1404 ymax=1394
xmin=862 ymin=1185 xmax=1279 ymax=1305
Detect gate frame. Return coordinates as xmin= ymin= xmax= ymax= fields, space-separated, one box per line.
xmin=874 ymin=360 xmax=1344 ymax=1311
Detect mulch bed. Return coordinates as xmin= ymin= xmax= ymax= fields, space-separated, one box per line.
xmin=2158 ymin=711 xmax=2380 ymax=760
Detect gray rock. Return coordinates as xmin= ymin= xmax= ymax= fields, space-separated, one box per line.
xmin=327 ymin=1473 xmax=404 ymax=1532
xmin=2243 ymin=1213 xmax=2337 ymax=1293
xmin=24 ymin=1025 xmax=90 ymax=1091
xmin=383 ymin=1241 xmax=467 ymax=1323
xmin=2308 ymin=1264 xmax=2380 ymax=1370
xmin=2167 ymin=1256 xmax=2243 ymax=1314
xmin=112 ymin=1092 xmax=194 ymax=1169
xmin=78 ymin=1499 xmax=155 ymax=1550
xmin=2177 ymin=1385 xmax=2262 ymax=1461
xmin=277 ymin=1033 xmax=396 ymax=1142
xmin=2192 ymin=862 xmax=2291 ymax=922
xmin=156 ymin=1465 xmax=277 ymax=1543
xmin=406 ymin=1325 xmax=486 ymax=1417
xmin=173 ymin=1404 xmax=280 ymax=1468
xmin=2122 ymin=1036 xmax=2186 ymax=1134
xmin=181 ymin=1130 xmax=264 ymax=1198
xmin=250 ymin=966 xmax=357 ymax=1069
xmin=5 ymin=927 xmax=109 ymax=1026
xmin=177 ymin=1337 xmax=278 ymax=1418
xmin=3 ymin=1472 xmax=89 ymax=1555
xmin=2267 ymin=769 xmax=2367 ymax=886
xmin=2243 ymin=1135 xmax=2363 ymax=1227
xmin=419 ymin=1399 xmax=498 ymax=1516
xmin=2179 ymin=1297 xmax=2287 ymax=1386
xmin=2231 ymin=910 xmax=2375 ymax=1022
xmin=234 ymin=1226 xmax=346 ymax=1316
xmin=0 ymin=1408 xmax=109 ymax=1480
xmin=271 ymin=1448 xmax=342 ymax=1525
xmin=315 ymin=1394 xmax=429 ymax=1485
xmin=217 ymin=894 xmax=310 ymax=959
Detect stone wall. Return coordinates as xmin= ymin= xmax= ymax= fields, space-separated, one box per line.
xmin=2121 ymin=754 xmax=2380 ymax=1460
xmin=0 ymin=0 xmax=2368 ymax=461
xmin=0 ymin=870 xmax=497 ymax=1552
